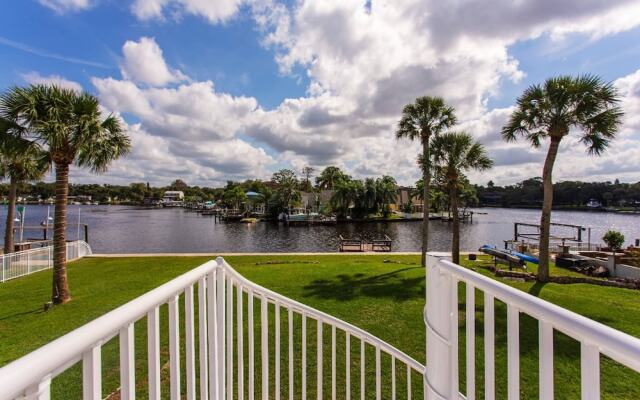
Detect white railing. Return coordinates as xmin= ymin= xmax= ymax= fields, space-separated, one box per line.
xmin=0 ymin=241 xmax=92 ymax=283
xmin=425 ymin=253 xmax=640 ymax=400
xmin=0 ymin=257 xmax=424 ymax=400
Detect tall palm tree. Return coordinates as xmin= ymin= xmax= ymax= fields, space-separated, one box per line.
xmin=431 ymin=132 xmax=493 ymax=264
xmin=0 ymin=118 xmax=49 ymax=253
xmin=315 ymin=166 xmax=349 ymax=190
xmin=396 ymin=96 xmax=457 ymax=267
xmin=502 ymin=75 xmax=623 ymax=282
xmin=1 ymin=85 xmax=130 ymax=303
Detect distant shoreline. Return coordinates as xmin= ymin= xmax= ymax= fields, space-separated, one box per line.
xmin=476 ymin=205 xmax=640 ymax=214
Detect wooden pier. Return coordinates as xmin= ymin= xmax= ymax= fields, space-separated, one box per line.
xmin=339 ymin=235 xmax=392 ymax=252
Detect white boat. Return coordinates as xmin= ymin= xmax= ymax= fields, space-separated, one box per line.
xmin=586 ymin=199 xmax=602 ymax=208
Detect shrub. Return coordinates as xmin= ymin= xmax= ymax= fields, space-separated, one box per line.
xmin=602 ymin=230 xmax=625 ymax=251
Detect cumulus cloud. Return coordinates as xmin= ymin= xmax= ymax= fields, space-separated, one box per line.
xmin=21 ymin=71 xmax=83 ymax=92
xmin=84 ymin=1 xmax=640 ymax=186
xmin=131 ymin=0 xmax=244 ymax=24
xmin=38 ymin=0 xmax=93 ymax=13
xmin=120 ymin=37 xmax=187 ymax=86
xmin=90 ymin=38 xmax=273 ymax=186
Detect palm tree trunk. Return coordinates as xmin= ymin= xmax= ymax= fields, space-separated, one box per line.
xmin=52 ymin=162 xmax=71 ymax=304
xmin=3 ymin=179 xmax=18 ymax=254
xmin=538 ymin=136 xmax=561 ymax=283
xmin=422 ymin=135 xmax=431 ymax=267
xmin=450 ymin=181 xmax=460 ymax=264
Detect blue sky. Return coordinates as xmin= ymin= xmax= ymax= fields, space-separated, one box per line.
xmin=2 ymin=0 xmax=640 ymax=186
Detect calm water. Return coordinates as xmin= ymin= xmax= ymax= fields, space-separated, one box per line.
xmin=1 ymin=205 xmax=639 ymax=253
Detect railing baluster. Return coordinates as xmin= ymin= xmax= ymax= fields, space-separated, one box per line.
xmin=227 ymin=278 xmax=234 ymax=400
xmin=217 ymin=269 xmax=226 ymax=400
xmin=450 ymin=277 xmax=459 ymax=397
xmin=148 ymin=307 xmax=161 ymax=400
xmin=375 ymin=345 xmax=381 ymax=400
xmin=288 ymin=308 xmax=294 ymax=400
xmin=346 ymin=332 xmax=351 ymax=400
xmin=581 ymin=342 xmax=600 ymax=400
xmin=198 ymin=278 xmax=208 ymax=400
xmin=275 ymin=303 xmax=281 ymax=399
xmin=169 ymin=295 xmax=181 ymax=400
xmin=317 ymin=319 xmax=323 ymax=400
xmin=238 ymin=285 xmax=244 ymax=400
xmin=539 ymin=321 xmax=554 ymax=399
xmin=302 ymin=314 xmax=307 ymax=400
xmin=406 ymin=365 xmax=411 ymax=400
xmin=360 ymin=339 xmax=365 ymax=400
xmin=331 ymin=325 xmax=336 ymax=400
xmin=249 ymin=289 xmax=255 ymax=400
xmin=466 ymin=283 xmax=475 ymax=400
xmin=207 ymin=271 xmax=217 ymax=400
xmin=119 ymin=323 xmax=135 ymax=400
xmin=484 ymin=293 xmax=495 ymax=400
xmin=82 ymin=345 xmax=101 ymax=400
xmin=185 ymin=286 xmax=196 ymax=400
xmin=507 ymin=305 xmax=520 ymax=400
xmin=391 ymin=356 xmax=396 ymax=400
xmin=261 ymin=296 xmax=269 ymax=400
xmin=26 ymin=376 xmax=51 ymax=400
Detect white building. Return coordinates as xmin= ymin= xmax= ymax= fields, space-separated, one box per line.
xmin=162 ymin=191 xmax=184 ymax=207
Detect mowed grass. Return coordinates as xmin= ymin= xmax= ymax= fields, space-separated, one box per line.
xmin=0 ymin=255 xmax=639 ymax=399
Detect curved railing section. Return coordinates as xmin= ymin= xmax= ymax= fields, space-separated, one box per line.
xmin=425 ymin=253 xmax=640 ymax=400
xmin=0 ymin=257 xmax=424 ymax=400
xmin=1 ymin=240 xmax=93 ymax=283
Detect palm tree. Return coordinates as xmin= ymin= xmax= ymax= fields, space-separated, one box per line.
xmin=0 ymin=118 xmax=49 ymax=253
xmin=431 ymin=132 xmax=493 ymax=264
xmin=1 ymin=85 xmax=130 ymax=303
xmin=502 ymin=75 xmax=623 ymax=282
xmin=376 ymin=176 xmax=397 ymax=218
xmin=315 ymin=166 xmax=349 ymax=190
xmin=396 ymin=96 xmax=457 ymax=266
xmin=331 ymin=179 xmax=363 ymax=219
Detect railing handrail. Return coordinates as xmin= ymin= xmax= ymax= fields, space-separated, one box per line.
xmin=0 ymin=259 xmax=218 ymax=400
xmin=219 ymin=258 xmax=424 ymax=372
xmin=437 ymin=257 xmax=640 ymax=372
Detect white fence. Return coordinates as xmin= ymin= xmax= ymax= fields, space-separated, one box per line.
xmin=0 ymin=257 xmax=424 ymax=400
xmin=0 ymin=241 xmax=92 ymax=283
xmin=425 ymin=254 xmax=640 ymax=400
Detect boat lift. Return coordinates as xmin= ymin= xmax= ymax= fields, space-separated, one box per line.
xmin=507 ymin=221 xmax=593 ymax=252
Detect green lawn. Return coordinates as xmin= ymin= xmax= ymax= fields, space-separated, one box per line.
xmin=0 ymin=255 xmax=639 ymax=399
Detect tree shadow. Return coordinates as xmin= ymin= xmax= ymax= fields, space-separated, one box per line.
xmin=0 ymin=307 xmax=44 ymax=321
xmin=528 ymin=281 xmax=546 ymax=297
xmin=302 ymin=267 xmax=424 ymax=301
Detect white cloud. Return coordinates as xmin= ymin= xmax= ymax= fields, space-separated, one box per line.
xmin=91 ymin=40 xmax=273 ymax=185
xmin=86 ymin=1 xmax=640 ymax=186
xmin=131 ymin=0 xmax=244 ymax=24
xmin=38 ymin=0 xmax=93 ymax=13
xmin=120 ymin=37 xmax=187 ymax=86
xmin=21 ymin=72 xmax=83 ymax=92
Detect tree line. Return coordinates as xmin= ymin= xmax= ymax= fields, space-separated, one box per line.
xmin=476 ymin=177 xmax=640 ymax=209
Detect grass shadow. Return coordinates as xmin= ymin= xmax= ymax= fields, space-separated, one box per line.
xmin=302 ymin=267 xmax=424 ymax=301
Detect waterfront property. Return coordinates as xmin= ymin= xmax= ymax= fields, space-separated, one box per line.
xmin=1 ymin=254 xmax=640 ymax=399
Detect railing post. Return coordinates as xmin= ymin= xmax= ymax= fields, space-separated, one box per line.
xmin=216 ymin=258 xmax=226 ymax=400
xmin=425 ymin=253 xmax=453 ymax=400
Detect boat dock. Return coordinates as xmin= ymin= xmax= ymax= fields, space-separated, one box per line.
xmin=339 ymin=235 xmax=392 ymax=252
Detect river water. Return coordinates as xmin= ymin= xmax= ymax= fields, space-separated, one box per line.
xmin=0 ymin=205 xmax=638 ymax=253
